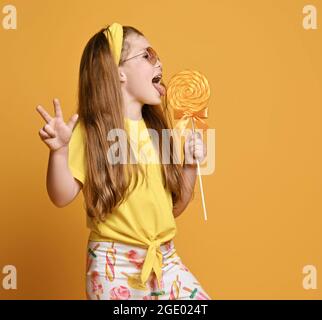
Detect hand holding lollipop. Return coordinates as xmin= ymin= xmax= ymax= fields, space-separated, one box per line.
xmin=167 ymin=70 xmax=211 ymax=221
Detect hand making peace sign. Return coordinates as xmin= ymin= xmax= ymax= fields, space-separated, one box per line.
xmin=36 ymin=98 xmax=79 ymax=151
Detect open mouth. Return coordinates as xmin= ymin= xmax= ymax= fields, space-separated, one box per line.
xmin=152 ymin=74 xmax=165 ymax=96
xmin=152 ymin=74 xmax=162 ymax=84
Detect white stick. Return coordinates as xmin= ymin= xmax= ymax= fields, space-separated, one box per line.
xmin=191 ymin=118 xmax=208 ymax=221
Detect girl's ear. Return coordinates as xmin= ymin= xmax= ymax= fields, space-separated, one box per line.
xmin=118 ymin=69 xmax=127 ymax=83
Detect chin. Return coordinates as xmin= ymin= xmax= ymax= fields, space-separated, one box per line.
xmin=149 ymin=99 xmax=161 ymax=106
xmin=144 ymin=95 xmax=162 ymax=106
xmin=141 ymin=86 xmax=162 ymax=106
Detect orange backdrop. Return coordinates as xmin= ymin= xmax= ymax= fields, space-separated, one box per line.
xmin=0 ymin=0 xmax=321 ymax=299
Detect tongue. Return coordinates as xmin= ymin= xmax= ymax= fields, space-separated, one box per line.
xmin=152 ymin=83 xmax=166 ymax=96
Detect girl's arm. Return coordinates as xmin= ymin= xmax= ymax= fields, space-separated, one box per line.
xmin=173 ymin=131 xmax=206 ymax=218
xmin=36 ymin=98 xmax=80 ymax=207
xmin=173 ymin=163 xmax=197 ymax=218
xmin=47 ymin=145 xmax=82 ymax=208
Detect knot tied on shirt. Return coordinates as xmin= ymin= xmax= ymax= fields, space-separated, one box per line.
xmin=140 ymin=238 xmax=163 ymax=288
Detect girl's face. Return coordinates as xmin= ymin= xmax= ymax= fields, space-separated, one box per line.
xmin=118 ymin=35 xmax=163 ymax=107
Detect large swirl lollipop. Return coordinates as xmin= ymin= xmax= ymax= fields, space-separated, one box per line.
xmin=167 ymin=70 xmax=210 ymax=221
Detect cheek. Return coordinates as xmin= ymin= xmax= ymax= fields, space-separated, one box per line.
xmin=125 ymin=63 xmax=155 ymax=96
xmin=132 ymin=77 xmax=152 ymax=92
xmin=131 ymin=73 xmax=152 ymax=91
xmin=134 ymin=62 xmax=153 ymax=83
xmin=126 ymin=76 xmax=153 ymax=99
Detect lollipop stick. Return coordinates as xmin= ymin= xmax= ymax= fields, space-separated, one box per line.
xmin=191 ymin=118 xmax=208 ymax=221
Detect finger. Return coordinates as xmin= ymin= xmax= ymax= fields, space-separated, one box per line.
xmin=192 ymin=132 xmax=202 ymax=140
xmin=43 ymin=124 xmax=56 ymax=138
xmin=67 ymin=113 xmax=79 ymax=130
xmin=36 ymin=105 xmax=53 ymax=123
xmin=188 ymin=130 xmax=196 ymax=139
xmin=39 ymin=128 xmax=51 ymax=139
xmin=186 ymin=130 xmax=194 ymax=140
xmin=189 ymin=139 xmax=202 ymax=148
xmin=189 ymin=136 xmax=202 ymax=143
xmin=194 ymin=139 xmax=203 ymax=146
xmin=190 ymin=145 xmax=203 ymax=155
xmin=53 ymin=98 xmax=63 ymax=119
xmin=194 ymin=146 xmax=203 ymax=153
xmin=189 ymin=132 xmax=197 ymax=147
xmin=186 ymin=132 xmax=195 ymax=144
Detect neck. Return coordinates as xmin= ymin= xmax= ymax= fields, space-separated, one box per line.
xmin=122 ymin=92 xmax=143 ymax=121
xmin=124 ymin=109 xmax=143 ymax=121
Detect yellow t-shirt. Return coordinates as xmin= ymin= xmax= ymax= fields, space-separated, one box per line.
xmin=68 ymin=117 xmax=177 ymax=286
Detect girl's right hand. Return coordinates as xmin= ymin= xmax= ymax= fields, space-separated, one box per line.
xmin=36 ymin=98 xmax=79 ymax=151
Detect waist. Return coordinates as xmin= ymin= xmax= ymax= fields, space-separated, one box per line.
xmin=87 ymin=238 xmax=175 ymax=255
xmin=88 ymin=231 xmax=175 ymax=251
xmin=87 ymin=234 xmax=177 ymax=286
xmin=88 ymin=225 xmax=177 ymax=248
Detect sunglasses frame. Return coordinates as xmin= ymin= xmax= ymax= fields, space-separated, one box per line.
xmin=121 ymin=47 xmax=160 ymax=65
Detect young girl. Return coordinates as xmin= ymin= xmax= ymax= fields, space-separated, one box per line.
xmin=36 ymin=22 xmax=211 ymax=300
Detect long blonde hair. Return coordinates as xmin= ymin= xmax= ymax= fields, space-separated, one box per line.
xmin=77 ymin=25 xmax=187 ymax=222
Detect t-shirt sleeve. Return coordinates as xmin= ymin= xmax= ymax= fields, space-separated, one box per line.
xmin=68 ymin=121 xmax=86 ymax=185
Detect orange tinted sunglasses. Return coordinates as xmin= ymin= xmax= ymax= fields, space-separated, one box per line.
xmin=121 ymin=47 xmax=160 ymax=66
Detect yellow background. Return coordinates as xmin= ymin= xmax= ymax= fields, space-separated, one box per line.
xmin=0 ymin=0 xmax=321 ymax=299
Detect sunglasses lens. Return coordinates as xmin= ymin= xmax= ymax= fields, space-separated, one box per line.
xmin=147 ymin=47 xmax=159 ymax=65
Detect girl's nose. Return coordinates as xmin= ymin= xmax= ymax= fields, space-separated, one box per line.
xmin=155 ymin=60 xmax=162 ymax=70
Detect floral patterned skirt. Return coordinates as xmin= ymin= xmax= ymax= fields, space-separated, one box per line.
xmin=86 ymin=239 xmax=211 ymax=300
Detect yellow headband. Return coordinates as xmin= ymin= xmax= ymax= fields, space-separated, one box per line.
xmin=103 ymin=22 xmax=123 ymax=66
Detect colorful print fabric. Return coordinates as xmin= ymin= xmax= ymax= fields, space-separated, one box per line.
xmin=86 ymin=239 xmax=211 ymax=300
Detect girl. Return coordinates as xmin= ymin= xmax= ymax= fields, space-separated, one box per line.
xmin=36 ymin=22 xmax=211 ymax=300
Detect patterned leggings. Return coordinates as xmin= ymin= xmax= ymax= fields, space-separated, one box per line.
xmin=86 ymin=239 xmax=211 ymax=300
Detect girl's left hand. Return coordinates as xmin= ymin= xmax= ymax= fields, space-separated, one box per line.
xmin=183 ymin=131 xmax=207 ymax=165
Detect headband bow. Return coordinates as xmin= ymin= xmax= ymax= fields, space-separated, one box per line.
xmin=103 ymin=22 xmax=123 ymax=65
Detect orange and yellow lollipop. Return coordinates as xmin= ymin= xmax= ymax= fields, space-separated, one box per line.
xmin=167 ymin=70 xmax=211 ymax=221
xmin=167 ymin=70 xmax=210 ymax=132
